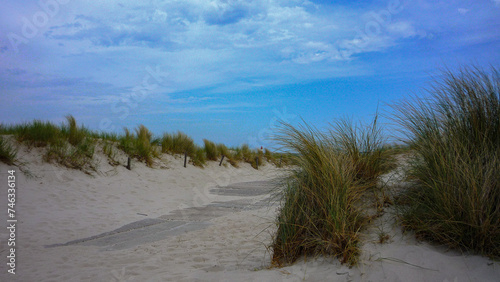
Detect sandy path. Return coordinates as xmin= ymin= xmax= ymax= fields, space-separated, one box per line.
xmin=45 ymin=180 xmax=279 ymax=252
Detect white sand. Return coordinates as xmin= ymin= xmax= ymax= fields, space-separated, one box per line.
xmin=0 ymin=145 xmax=498 ymax=281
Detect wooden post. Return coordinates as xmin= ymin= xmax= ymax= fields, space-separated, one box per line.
xmin=126 ymin=157 xmax=131 ymax=170
xmin=255 ymin=157 xmax=259 ymax=170
xmin=184 ymin=152 xmax=187 ymax=168
xmin=219 ymin=155 xmax=225 ymax=166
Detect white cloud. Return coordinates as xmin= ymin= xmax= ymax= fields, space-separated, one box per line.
xmin=4 ymin=0 xmax=497 ymax=105
xmin=152 ymin=9 xmax=168 ymax=22
xmin=458 ymin=8 xmax=469 ymax=15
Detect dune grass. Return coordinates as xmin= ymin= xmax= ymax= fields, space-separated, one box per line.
xmin=119 ymin=125 xmax=159 ymax=167
xmin=192 ymin=146 xmax=207 ymax=167
xmin=203 ymin=139 xmax=219 ymax=161
xmin=43 ymin=116 xmax=97 ymax=172
xmin=393 ymin=66 xmax=500 ymax=258
xmin=161 ymin=132 xmax=208 ymax=167
xmin=1 ymin=116 xmax=287 ymax=170
xmin=11 ymin=120 xmax=63 ymax=147
xmin=102 ymin=140 xmax=120 ymax=166
xmin=161 ymin=131 xmax=195 ymax=155
xmin=271 ymin=117 xmax=393 ymax=266
xmin=64 ymin=115 xmax=87 ymax=146
xmin=0 ymin=115 xmax=97 ymax=171
xmin=217 ymin=143 xmax=229 ymax=158
xmin=237 ymin=144 xmax=263 ymax=169
xmin=203 ymin=139 xmax=232 ymax=163
xmin=0 ymin=136 xmax=17 ymax=165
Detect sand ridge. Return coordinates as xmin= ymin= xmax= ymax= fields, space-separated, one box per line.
xmin=0 ymin=147 xmax=499 ymax=281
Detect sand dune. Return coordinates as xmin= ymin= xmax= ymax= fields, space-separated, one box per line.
xmin=0 ymin=146 xmax=498 ymax=281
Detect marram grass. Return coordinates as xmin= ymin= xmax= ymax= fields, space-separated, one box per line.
xmin=393 ymin=66 xmax=500 ymax=258
xmin=203 ymin=139 xmax=219 ymax=161
xmin=271 ymin=118 xmax=393 ymax=266
xmin=0 ymin=136 xmax=17 ymax=165
xmin=119 ymin=125 xmax=158 ymax=167
xmin=1 ymin=115 xmax=297 ymax=170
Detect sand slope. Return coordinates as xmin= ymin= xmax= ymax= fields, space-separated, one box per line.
xmin=0 ymin=146 xmax=498 ymax=281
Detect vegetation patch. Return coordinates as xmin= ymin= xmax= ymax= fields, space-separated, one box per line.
xmin=393 ymin=66 xmax=500 ymax=258
xmin=0 ymin=136 xmax=17 ymax=165
xmin=119 ymin=125 xmax=159 ymax=167
xmin=271 ymin=117 xmax=393 ymax=266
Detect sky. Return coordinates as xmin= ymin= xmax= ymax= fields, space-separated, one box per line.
xmin=1 ymin=0 xmax=499 ymax=148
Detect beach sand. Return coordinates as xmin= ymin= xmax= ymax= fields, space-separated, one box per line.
xmin=0 ymin=146 xmax=498 ymax=281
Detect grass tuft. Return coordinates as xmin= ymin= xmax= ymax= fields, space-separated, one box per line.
xmin=161 ymin=131 xmax=196 ymax=156
xmin=119 ymin=125 xmax=158 ymax=167
xmin=203 ymin=139 xmax=219 ymax=161
xmin=45 ymin=117 xmax=97 ymax=172
xmin=15 ymin=120 xmax=63 ymax=147
xmin=192 ymin=146 xmax=207 ymax=167
xmin=102 ymin=141 xmax=120 ymax=166
xmin=393 ymin=66 xmax=500 ymax=258
xmin=271 ymin=117 xmax=391 ymax=266
xmin=0 ymin=136 xmax=17 ymax=165
xmin=65 ymin=115 xmax=86 ymax=146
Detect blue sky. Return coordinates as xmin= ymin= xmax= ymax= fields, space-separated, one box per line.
xmin=1 ymin=0 xmax=499 ymax=147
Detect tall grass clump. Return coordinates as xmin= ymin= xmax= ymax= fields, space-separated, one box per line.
xmin=102 ymin=140 xmax=120 ymax=166
xmin=0 ymin=136 xmax=17 ymax=165
xmin=14 ymin=120 xmax=63 ymax=147
xmin=64 ymin=115 xmax=86 ymax=146
xmin=393 ymin=66 xmax=500 ymax=258
xmin=203 ymin=139 xmax=219 ymax=161
xmin=217 ymin=143 xmax=229 ymax=158
xmin=192 ymin=146 xmax=207 ymax=167
xmin=134 ymin=125 xmax=158 ymax=167
xmin=119 ymin=125 xmax=158 ymax=167
xmin=161 ymin=131 xmax=196 ymax=156
xmin=271 ymin=118 xmax=390 ymax=266
xmin=235 ymin=144 xmax=261 ymax=169
xmin=119 ymin=128 xmax=135 ymax=155
xmin=161 ymin=132 xmax=208 ymax=167
xmin=44 ymin=117 xmax=97 ymax=172
xmin=330 ymin=117 xmax=396 ymax=190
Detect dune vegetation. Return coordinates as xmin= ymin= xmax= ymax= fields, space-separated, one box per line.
xmin=1 ymin=64 xmax=497 ymax=265
xmin=271 ymin=117 xmax=395 ymax=266
xmin=393 ymin=66 xmax=500 ymax=258
xmin=0 ymin=136 xmax=17 ymax=165
xmin=0 ymin=115 xmax=288 ymax=171
xmin=270 ymin=65 xmax=499 ymax=266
